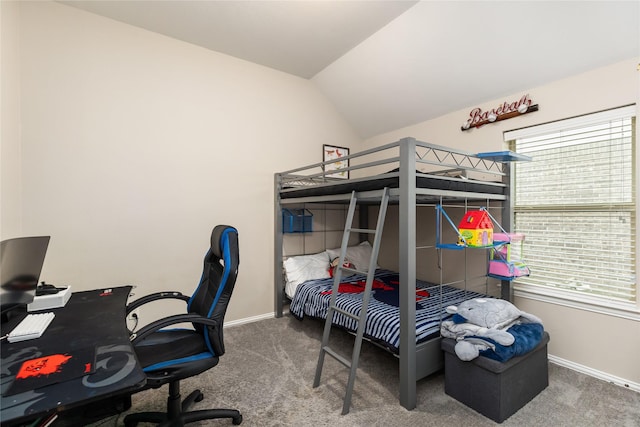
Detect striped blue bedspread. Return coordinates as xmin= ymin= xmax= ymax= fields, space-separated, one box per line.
xmin=289 ymin=269 xmax=488 ymax=353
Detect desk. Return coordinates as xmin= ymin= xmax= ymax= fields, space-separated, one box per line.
xmin=1 ymin=286 xmax=146 ymax=426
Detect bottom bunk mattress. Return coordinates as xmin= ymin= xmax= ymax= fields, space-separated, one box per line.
xmin=289 ymin=269 xmax=488 ymax=354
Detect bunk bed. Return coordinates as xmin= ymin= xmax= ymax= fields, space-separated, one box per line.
xmin=274 ymin=137 xmax=523 ymax=411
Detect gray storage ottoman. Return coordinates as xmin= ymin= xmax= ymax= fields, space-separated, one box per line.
xmin=441 ymin=332 xmax=550 ymax=423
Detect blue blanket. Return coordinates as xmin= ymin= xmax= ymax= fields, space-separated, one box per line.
xmin=475 ymin=322 xmax=544 ymax=362
xmin=289 ymin=270 xmax=488 ymax=354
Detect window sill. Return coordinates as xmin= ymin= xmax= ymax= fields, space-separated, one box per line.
xmin=513 ymin=284 xmax=640 ymax=322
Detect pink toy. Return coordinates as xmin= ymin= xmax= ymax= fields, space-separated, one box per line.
xmin=489 ymin=233 xmax=530 ymax=279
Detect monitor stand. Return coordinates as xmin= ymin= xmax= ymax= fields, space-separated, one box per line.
xmin=0 ymin=294 xmax=30 ymax=324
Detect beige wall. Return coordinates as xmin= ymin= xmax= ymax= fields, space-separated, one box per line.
xmin=0 ymin=1 xmax=22 ymax=238
xmin=365 ymin=59 xmax=638 ymax=153
xmin=4 ymin=1 xmax=360 ymax=323
xmin=365 ymin=59 xmax=640 ymax=386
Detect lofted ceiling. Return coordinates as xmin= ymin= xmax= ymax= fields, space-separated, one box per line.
xmin=60 ymin=1 xmax=639 ymax=138
xmin=59 ymin=0 xmax=418 ymax=78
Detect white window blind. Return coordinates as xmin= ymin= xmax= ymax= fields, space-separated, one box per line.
xmin=507 ymin=106 xmax=636 ymax=303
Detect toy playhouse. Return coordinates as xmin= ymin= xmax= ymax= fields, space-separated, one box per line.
xmin=488 ymin=233 xmax=530 ymax=279
xmin=458 ymin=210 xmax=494 ymax=247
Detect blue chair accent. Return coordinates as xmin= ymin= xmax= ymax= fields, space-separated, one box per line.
xmin=123 ymin=225 xmax=242 ymax=427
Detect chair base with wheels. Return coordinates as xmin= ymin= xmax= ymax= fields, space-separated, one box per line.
xmin=123 ymin=381 xmax=242 ymax=427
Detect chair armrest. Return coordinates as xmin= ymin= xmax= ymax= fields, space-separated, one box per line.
xmin=126 ymin=291 xmax=190 ymax=315
xmin=130 ymin=313 xmax=219 ymax=344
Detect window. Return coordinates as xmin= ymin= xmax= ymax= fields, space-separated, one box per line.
xmin=505 ymin=106 xmax=636 ymax=308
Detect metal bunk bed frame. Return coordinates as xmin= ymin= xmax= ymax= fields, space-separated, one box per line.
xmin=274 ymin=137 xmax=518 ymax=410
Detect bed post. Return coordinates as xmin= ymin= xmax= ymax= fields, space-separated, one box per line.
xmin=398 ymin=137 xmax=417 ymax=410
xmin=501 ymin=162 xmax=514 ymax=302
xmin=274 ymin=173 xmax=284 ymax=317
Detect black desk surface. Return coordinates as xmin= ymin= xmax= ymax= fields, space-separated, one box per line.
xmin=1 ymin=286 xmax=146 ymax=425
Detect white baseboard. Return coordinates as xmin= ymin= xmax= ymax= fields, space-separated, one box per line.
xmin=548 ymin=354 xmax=640 ymax=393
xmin=225 ymin=312 xmax=276 ymax=328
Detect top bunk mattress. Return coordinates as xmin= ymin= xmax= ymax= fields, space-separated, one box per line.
xmin=280 ymin=173 xmax=505 ymax=200
xmin=276 ymin=139 xmax=522 ymax=201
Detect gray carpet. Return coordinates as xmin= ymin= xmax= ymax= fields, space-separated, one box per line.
xmin=109 ymin=315 xmax=640 ymax=426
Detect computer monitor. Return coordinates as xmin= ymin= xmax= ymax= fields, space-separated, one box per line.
xmin=0 ymin=236 xmax=51 ymax=316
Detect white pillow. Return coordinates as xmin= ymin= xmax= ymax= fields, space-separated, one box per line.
xmin=326 ymin=241 xmax=378 ymax=273
xmin=284 ymin=251 xmax=330 ymax=297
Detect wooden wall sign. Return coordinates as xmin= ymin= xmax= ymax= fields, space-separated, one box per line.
xmin=461 ymin=94 xmax=539 ymax=131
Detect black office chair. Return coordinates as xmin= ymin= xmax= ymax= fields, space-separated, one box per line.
xmin=123 ymin=225 xmax=242 ymax=427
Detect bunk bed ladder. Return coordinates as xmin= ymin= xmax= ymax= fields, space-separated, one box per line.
xmin=313 ymin=187 xmax=390 ymax=415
